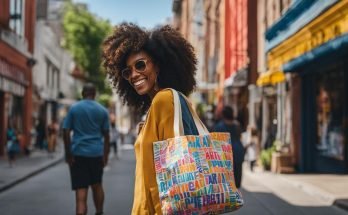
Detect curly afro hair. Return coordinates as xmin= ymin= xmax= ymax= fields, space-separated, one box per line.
xmin=102 ymin=23 xmax=197 ymax=114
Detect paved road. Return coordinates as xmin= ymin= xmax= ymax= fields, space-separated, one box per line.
xmin=0 ymin=149 xmax=346 ymax=215
xmin=0 ymin=150 xmax=135 ymax=215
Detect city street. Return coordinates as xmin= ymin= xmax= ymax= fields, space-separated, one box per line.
xmin=0 ymin=149 xmax=135 ymax=215
xmin=1 ymin=0 xmax=348 ymax=214
xmin=0 ymin=148 xmax=346 ymax=215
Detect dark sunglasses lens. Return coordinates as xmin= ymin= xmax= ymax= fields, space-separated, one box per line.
xmin=122 ymin=69 xmax=131 ymax=79
xmin=135 ymin=60 xmax=146 ymax=72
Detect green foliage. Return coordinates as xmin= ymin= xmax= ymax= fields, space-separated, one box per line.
xmin=260 ymin=145 xmax=276 ymax=170
xmin=97 ymin=93 xmax=112 ymax=108
xmin=62 ymin=2 xmax=112 ymax=94
xmin=273 ymin=139 xmax=283 ymax=151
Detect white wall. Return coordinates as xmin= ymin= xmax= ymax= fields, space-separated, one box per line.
xmin=33 ymin=20 xmax=60 ymax=100
xmin=33 ymin=20 xmax=80 ymax=101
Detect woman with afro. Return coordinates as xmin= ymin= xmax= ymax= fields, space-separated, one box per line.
xmin=102 ymin=23 xmax=199 ymax=214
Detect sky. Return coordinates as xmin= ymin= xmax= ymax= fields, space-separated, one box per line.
xmin=73 ymin=0 xmax=173 ymax=29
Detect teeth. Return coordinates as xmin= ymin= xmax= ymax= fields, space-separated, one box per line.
xmin=134 ymin=79 xmax=145 ymax=86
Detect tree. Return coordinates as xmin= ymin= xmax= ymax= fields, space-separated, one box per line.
xmin=62 ymin=2 xmax=112 ymax=94
xmin=97 ymin=93 xmax=112 ymax=108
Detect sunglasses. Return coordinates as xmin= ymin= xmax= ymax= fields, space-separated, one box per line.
xmin=121 ymin=59 xmax=150 ymax=80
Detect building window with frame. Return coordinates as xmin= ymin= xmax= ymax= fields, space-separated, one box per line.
xmin=52 ymin=67 xmax=60 ymax=91
xmin=46 ymin=58 xmax=50 ymax=86
xmin=9 ymin=0 xmax=25 ymax=37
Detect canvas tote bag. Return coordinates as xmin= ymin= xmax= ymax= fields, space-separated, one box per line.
xmin=153 ymin=89 xmax=243 ymax=215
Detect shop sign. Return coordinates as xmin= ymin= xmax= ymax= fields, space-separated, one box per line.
xmin=0 ymin=76 xmax=25 ymax=96
xmin=0 ymin=58 xmax=29 ymax=86
xmin=267 ymin=0 xmax=348 ymax=70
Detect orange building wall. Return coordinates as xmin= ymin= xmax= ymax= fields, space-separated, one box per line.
xmin=225 ymin=0 xmax=249 ymax=80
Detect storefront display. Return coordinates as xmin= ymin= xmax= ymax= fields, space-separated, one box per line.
xmin=316 ymin=70 xmax=345 ymax=160
xmin=7 ymin=93 xmax=24 ymax=134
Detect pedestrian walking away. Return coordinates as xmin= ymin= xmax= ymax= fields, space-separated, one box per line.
xmin=102 ymin=23 xmax=199 ymax=214
xmin=6 ymin=125 xmax=21 ymax=167
xmin=244 ymin=125 xmax=259 ymax=172
xmin=213 ymin=106 xmax=245 ymax=188
xmin=35 ymin=118 xmax=47 ymax=150
xmin=47 ymin=119 xmax=59 ymax=156
xmin=109 ymin=121 xmax=119 ymax=158
xmin=63 ymin=83 xmax=110 ymax=215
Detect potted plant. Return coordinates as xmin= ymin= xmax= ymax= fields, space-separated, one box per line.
xmin=260 ymin=144 xmax=276 ymax=170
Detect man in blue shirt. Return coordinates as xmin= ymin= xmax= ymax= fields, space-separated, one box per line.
xmin=63 ymin=83 xmax=110 ymax=215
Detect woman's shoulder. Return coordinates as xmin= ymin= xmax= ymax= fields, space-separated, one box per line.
xmin=143 ymin=89 xmax=175 ymax=134
xmin=152 ymin=89 xmax=174 ymax=106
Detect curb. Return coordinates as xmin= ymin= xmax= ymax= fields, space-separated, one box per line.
xmin=334 ymin=199 xmax=348 ymax=212
xmin=279 ymin=176 xmax=348 ymax=212
xmin=279 ymin=176 xmax=336 ymax=204
xmin=0 ymin=155 xmax=64 ymax=193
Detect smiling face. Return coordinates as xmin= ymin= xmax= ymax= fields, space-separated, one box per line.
xmin=124 ymin=51 xmax=159 ymax=98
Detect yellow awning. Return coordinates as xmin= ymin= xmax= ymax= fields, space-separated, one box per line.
xmin=256 ymin=70 xmax=285 ymax=86
xmin=256 ymin=71 xmax=271 ymax=86
xmin=270 ymin=71 xmax=285 ymax=85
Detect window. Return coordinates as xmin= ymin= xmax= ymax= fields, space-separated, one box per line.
xmin=9 ymin=0 xmax=25 ymax=37
xmin=316 ymin=70 xmax=345 ymax=160
xmin=46 ymin=58 xmax=50 ymax=86
xmin=46 ymin=58 xmax=60 ymax=91
xmin=52 ymin=67 xmax=60 ymax=90
xmin=36 ymin=0 xmax=48 ymax=19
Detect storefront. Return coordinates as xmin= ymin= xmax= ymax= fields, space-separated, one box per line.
xmin=314 ymin=66 xmax=347 ymax=172
xmin=284 ymin=35 xmax=348 ymax=173
xmin=0 ymin=58 xmax=28 ymax=154
xmin=262 ymin=0 xmax=348 ymax=173
xmin=256 ymin=71 xmax=286 ymax=149
xmin=0 ymin=0 xmax=36 ymax=155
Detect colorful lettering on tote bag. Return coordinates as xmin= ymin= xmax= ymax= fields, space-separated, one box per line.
xmin=154 ymin=132 xmax=243 ymax=214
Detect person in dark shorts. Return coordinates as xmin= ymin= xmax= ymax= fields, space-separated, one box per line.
xmin=63 ymin=83 xmax=110 ymax=215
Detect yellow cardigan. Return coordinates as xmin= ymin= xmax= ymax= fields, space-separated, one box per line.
xmin=132 ymin=89 xmax=174 ymax=215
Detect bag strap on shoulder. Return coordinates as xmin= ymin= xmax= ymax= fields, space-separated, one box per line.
xmin=171 ymin=89 xmax=184 ymax=137
xmin=169 ymin=89 xmax=209 ymax=137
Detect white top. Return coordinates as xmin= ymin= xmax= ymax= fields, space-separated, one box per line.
xmin=245 ymin=134 xmax=258 ymax=161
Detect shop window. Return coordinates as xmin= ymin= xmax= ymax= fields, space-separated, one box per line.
xmin=316 ymin=70 xmax=345 ymax=160
xmin=7 ymin=94 xmax=24 ymax=133
xmin=9 ymin=0 xmax=25 ymax=37
xmin=46 ymin=59 xmax=59 ymax=89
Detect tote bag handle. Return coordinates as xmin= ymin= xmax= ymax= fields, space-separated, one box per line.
xmin=178 ymin=91 xmax=210 ymax=135
xmin=172 ymin=89 xmax=185 ymax=137
xmin=170 ymin=89 xmax=209 ymax=137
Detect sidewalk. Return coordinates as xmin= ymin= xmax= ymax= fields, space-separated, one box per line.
xmin=0 ymin=145 xmax=64 ymax=193
xmin=242 ymin=165 xmax=348 ymax=212
xmin=280 ymin=172 xmax=348 ymax=211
